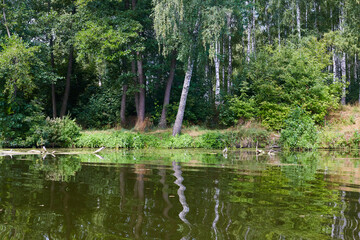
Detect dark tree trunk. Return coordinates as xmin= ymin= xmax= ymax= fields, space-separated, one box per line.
xmin=159 ymin=53 xmax=176 ymax=128
xmin=132 ymin=60 xmax=139 ymax=114
xmin=50 ymin=35 xmax=57 ymax=118
xmin=60 ymin=6 xmax=75 ymax=118
xmin=135 ymin=52 xmax=146 ymax=129
xmin=60 ymin=46 xmax=74 ymax=117
xmin=120 ymin=85 xmax=127 ymax=126
xmin=132 ymin=0 xmax=146 ymax=129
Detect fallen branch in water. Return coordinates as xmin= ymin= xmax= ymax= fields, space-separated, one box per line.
xmin=0 ymin=146 xmax=104 ymax=158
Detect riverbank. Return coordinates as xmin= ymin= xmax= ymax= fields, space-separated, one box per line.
xmin=75 ymin=124 xmax=275 ymax=149
xmin=2 ymin=105 xmax=360 ymax=150
xmin=319 ymin=105 xmax=360 ymax=149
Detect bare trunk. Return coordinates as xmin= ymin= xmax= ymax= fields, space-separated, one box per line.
xmin=2 ymin=0 xmax=10 ymax=38
xmin=120 ymin=85 xmax=127 ymax=126
xmin=222 ymin=39 xmax=226 ymax=92
xmin=172 ymin=57 xmax=194 ymax=136
xmin=278 ymin=18 xmax=281 ymax=50
xmin=305 ymin=3 xmax=308 ymax=29
xmin=355 ymin=54 xmax=360 ymax=104
xmin=340 ymin=1 xmax=346 ymax=105
xmin=60 ymin=46 xmax=73 ymax=117
xmin=265 ymin=5 xmax=271 ymax=43
xmin=251 ymin=0 xmax=256 ymax=54
xmin=333 ymin=50 xmax=338 ymax=83
xmin=204 ymin=61 xmax=211 ymax=101
xmin=135 ymin=52 xmax=146 ymax=128
xmin=132 ymin=0 xmax=145 ymax=129
xmin=228 ymin=30 xmax=232 ymax=94
xmin=159 ymin=54 xmax=176 ymax=128
xmin=341 ymin=52 xmax=346 ymax=105
xmin=214 ymin=41 xmax=221 ymax=107
xmin=296 ymin=0 xmax=301 ymax=39
xmin=347 ymin=55 xmax=351 ymax=91
xmin=50 ymin=36 xmax=57 ymax=118
xmin=132 ymin=60 xmax=139 ymax=114
xmin=247 ymin=16 xmax=251 ymax=62
xmin=314 ymin=1 xmax=317 ymax=31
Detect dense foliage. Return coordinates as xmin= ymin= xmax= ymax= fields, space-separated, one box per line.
xmin=280 ymin=108 xmax=319 ymax=150
xmin=221 ymin=37 xmax=340 ymax=130
xmin=0 ymin=0 xmax=359 ymax=147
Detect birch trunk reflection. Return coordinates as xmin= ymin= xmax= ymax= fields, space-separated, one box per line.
xmin=172 ymin=161 xmax=191 ymax=239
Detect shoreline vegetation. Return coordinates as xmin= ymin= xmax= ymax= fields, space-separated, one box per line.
xmin=2 ymin=105 xmax=360 ymax=151
xmin=0 ymin=0 xmax=359 ymax=153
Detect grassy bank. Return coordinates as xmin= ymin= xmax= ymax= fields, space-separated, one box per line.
xmin=75 ymin=124 xmax=275 ymax=149
xmin=76 ymin=105 xmax=360 ymax=150
xmin=319 ymin=105 xmax=360 ymax=149
xmin=2 ymin=105 xmax=360 ymax=150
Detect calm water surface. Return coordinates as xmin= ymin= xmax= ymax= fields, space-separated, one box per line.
xmin=0 ymin=149 xmax=360 ymax=239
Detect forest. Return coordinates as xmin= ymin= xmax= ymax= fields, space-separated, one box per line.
xmin=0 ymin=0 xmax=359 ymax=149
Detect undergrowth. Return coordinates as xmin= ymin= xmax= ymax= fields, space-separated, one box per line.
xmin=75 ymin=127 xmax=271 ymax=149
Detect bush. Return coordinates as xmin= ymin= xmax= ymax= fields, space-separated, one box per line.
xmin=195 ymin=132 xmax=230 ymax=149
xmin=34 ymin=116 xmax=81 ymax=147
xmin=221 ymin=37 xmax=340 ymax=130
xmin=219 ymin=97 xmax=257 ymax=126
xmin=258 ymin=102 xmax=290 ymax=130
xmin=280 ymin=107 xmax=319 ymax=150
xmin=165 ymin=134 xmax=194 ymax=149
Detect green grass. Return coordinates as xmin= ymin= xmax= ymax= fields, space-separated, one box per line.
xmin=75 ymin=125 xmax=272 ymax=149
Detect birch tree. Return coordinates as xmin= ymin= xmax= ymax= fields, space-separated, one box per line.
xmin=153 ymin=0 xmax=201 ymax=136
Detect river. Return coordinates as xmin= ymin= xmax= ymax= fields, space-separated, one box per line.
xmin=0 ymin=149 xmax=359 ymax=239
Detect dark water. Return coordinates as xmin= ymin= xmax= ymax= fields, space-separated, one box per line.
xmin=0 ymin=149 xmax=360 ymax=239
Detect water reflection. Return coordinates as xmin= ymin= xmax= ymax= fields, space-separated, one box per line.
xmin=0 ymin=150 xmax=360 ymax=239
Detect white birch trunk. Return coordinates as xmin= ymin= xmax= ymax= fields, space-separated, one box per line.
xmin=333 ymin=50 xmax=338 ymax=83
xmin=278 ymin=18 xmax=281 ymax=50
xmin=340 ymin=1 xmax=346 ymax=105
xmin=172 ymin=57 xmax=194 ymax=136
xmin=296 ymin=0 xmax=301 ymax=39
xmin=204 ymin=61 xmax=210 ymax=102
xmin=341 ymin=52 xmax=346 ymax=105
xmin=222 ymin=39 xmax=226 ymax=91
xmin=228 ymin=30 xmax=232 ymax=94
xmin=251 ymin=0 xmax=256 ymax=54
xmin=214 ymin=41 xmax=221 ymax=107
xmin=247 ymin=16 xmax=251 ymax=62
xmin=305 ymin=3 xmax=308 ymax=29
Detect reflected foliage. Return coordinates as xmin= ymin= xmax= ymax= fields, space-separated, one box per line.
xmin=0 ymin=150 xmax=359 ymax=239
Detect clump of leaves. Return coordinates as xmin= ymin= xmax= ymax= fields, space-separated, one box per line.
xmin=280 ymin=107 xmax=319 ymax=150
xmin=35 ymin=116 xmax=81 ymax=147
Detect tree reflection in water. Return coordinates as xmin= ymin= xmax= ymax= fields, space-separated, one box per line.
xmin=0 ymin=150 xmax=359 ymax=239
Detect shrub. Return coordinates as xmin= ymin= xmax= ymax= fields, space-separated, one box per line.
xmin=35 ymin=116 xmax=81 ymax=147
xmin=219 ymin=97 xmax=257 ymax=126
xmin=195 ymin=132 xmax=227 ymax=149
xmin=166 ymin=134 xmax=194 ymax=149
xmin=280 ymin=107 xmax=319 ymax=150
xmin=258 ymin=102 xmax=290 ymax=130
